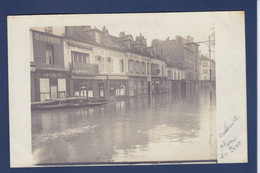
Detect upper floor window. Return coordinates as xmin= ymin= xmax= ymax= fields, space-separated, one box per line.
xmin=141 ymin=62 xmax=146 ymax=74
xmin=44 ymin=27 xmax=53 ymax=34
xmin=107 ymin=57 xmax=113 ymax=73
xmin=46 ymin=44 xmax=54 ymax=65
xmin=128 ymin=59 xmax=133 ymax=73
xmin=96 ymin=55 xmax=104 ymax=72
xmin=71 ymin=51 xmax=90 ymax=64
xmin=203 ymin=69 xmax=208 ymax=74
xmin=167 ymin=70 xmax=172 ymax=77
xmin=203 ymin=62 xmax=208 ymax=67
xmin=120 ymin=59 xmax=124 ymax=73
xmin=162 ymin=66 xmax=164 ymax=76
xmin=147 ymin=63 xmax=150 ymax=74
xmin=136 ymin=61 xmax=139 ymax=74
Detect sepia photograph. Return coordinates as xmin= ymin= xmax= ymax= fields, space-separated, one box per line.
xmin=8 ymin=12 xmax=247 ymax=167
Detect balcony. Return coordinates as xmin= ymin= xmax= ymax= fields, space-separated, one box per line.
xmin=71 ymin=63 xmax=99 ymax=75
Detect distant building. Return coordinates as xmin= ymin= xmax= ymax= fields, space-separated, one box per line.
xmin=199 ymin=55 xmax=215 ymax=81
xmin=151 ymin=35 xmax=199 ymax=81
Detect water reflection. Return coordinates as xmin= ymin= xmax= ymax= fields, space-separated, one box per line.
xmin=32 ymin=86 xmax=216 ymax=164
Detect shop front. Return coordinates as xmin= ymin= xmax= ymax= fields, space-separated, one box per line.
xmin=108 ymin=79 xmax=127 ymax=97
xmin=34 ymin=70 xmax=69 ymax=102
xmin=152 ymin=77 xmax=167 ymax=95
xmin=70 ymin=75 xmax=106 ymax=99
xmin=128 ymin=76 xmax=148 ymax=97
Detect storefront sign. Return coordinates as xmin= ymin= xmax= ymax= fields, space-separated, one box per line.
xmin=38 ymin=71 xmax=67 ymax=78
xmin=34 ymin=32 xmax=61 ymax=44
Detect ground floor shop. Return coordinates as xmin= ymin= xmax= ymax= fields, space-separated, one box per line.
xmin=31 ymin=70 xmax=69 ymax=102
xmin=70 ymin=78 xmax=105 ymax=99
xmin=107 ymin=79 xmax=128 ymax=97
xmin=152 ymin=77 xmax=167 ymax=95
xmin=70 ymin=75 xmax=129 ymax=99
xmin=31 ymin=71 xmax=205 ymax=103
xmin=128 ymin=76 xmax=148 ymax=97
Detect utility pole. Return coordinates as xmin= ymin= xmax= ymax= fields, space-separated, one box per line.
xmin=209 ymin=36 xmax=211 ymax=83
xmin=209 ymin=36 xmax=212 ymax=94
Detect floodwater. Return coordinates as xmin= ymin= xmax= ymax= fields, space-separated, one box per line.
xmin=31 ymin=87 xmax=217 ymax=165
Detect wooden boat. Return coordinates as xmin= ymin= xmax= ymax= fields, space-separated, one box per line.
xmin=31 ymin=97 xmax=111 ymax=110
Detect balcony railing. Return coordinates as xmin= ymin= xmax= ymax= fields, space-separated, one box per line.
xmin=71 ymin=63 xmax=99 ymax=75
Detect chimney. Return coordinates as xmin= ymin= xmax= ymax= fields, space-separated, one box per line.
xmin=119 ymin=32 xmax=125 ymax=38
xmin=187 ymin=36 xmax=194 ymax=42
xmin=175 ymin=35 xmax=183 ymax=44
xmin=102 ymin=26 xmax=108 ymax=36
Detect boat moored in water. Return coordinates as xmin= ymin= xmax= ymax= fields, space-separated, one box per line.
xmin=31 ymin=97 xmax=112 ymax=110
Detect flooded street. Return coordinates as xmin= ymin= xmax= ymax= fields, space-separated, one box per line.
xmin=31 ymin=87 xmax=216 ymax=165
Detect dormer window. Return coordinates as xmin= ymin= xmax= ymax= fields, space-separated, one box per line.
xmin=95 ymin=32 xmax=101 ymax=43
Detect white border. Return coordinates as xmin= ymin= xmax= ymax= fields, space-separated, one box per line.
xmin=8 ymin=12 xmax=247 ymax=167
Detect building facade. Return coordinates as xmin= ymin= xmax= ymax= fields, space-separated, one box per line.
xmin=151 ymin=35 xmax=199 ymax=81
xmin=30 ymin=29 xmax=69 ymax=102
xmin=199 ymin=55 xmax=216 ymax=87
xmin=199 ymin=55 xmax=215 ymax=81
xmin=30 ymin=26 xmax=208 ymax=102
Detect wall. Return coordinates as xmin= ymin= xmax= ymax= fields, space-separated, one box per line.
xmin=32 ymin=30 xmax=64 ymax=70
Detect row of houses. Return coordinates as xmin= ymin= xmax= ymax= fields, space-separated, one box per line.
xmin=30 ymin=26 xmax=214 ymax=102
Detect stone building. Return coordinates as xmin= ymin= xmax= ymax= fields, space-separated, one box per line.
xmin=30 ymin=26 xmax=169 ymax=102
xmin=199 ymin=55 xmax=216 ymax=81
xmin=30 ymin=29 xmax=69 ymax=102
xmin=151 ymin=35 xmax=199 ymax=81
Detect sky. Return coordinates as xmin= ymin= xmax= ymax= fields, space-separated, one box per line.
xmin=79 ymin=12 xmax=216 ymax=55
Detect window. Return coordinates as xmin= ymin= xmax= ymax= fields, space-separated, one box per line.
xmin=128 ymin=60 xmax=133 ymax=73
xmin=147 ymin=63 xmax=150 ymax=74
xmin=167 ymin=70 xmax=171 ymax=77
xmin=142 ymin=62 xmax=146 ymax=74
xmin=39 ymin=78 xmax=50 ymax=101
xmin=136 ymin=61 xmax=139 ymax=74
xmin=162 ymin=66 xmax=164 ymax=76
xmin=46 ymin=44 xmax=54 ymax=65
xmin=203 ymin=69 xmax=208 ymax=74
xmin=107 ymin=57 xmax=113 ymax=73
xmin=71 ymin=51 xmax=90 ymax=64
xmin=120 ymin=59 xmax=124 ymax=73
xmin=88 ymin=90 xmax=93 ymax=98
xmin=58 ymin=79 xmax=67 ymax=98
xmin=96 ymin=56 xmax=104 ymax=72
xmin=82 ymin=55 xmax=86 ymax=63
xmin=203 ymin=62 xmax=208 ymax=67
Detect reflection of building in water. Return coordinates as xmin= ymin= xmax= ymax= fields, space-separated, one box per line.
xmin=32 ymin=86 xmax=216 ymax=163
xmin=30 ymin=26 xmax=215 ymax=102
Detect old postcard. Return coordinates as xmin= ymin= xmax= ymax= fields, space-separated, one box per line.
xmin=8 ymin=11 xmax=247 ymax=167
